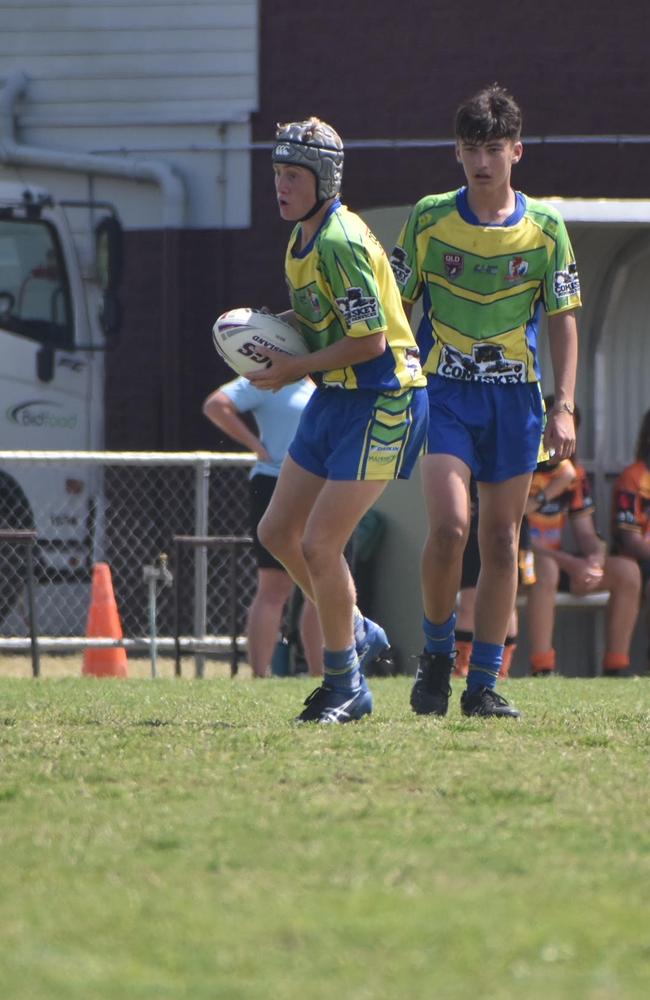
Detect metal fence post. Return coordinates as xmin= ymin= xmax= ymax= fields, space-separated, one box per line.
xmin=143 ymin=553 xmax=173 ymax=679
xmin=193 ymin=459 xmax=211 ymax=678
xmin=173 ymin=536 xmax=182 ymax=677
xmin=0 ymin=530 xmax=39 ymax=677
xmin=25 ymin=538 xmax=40 ymax=678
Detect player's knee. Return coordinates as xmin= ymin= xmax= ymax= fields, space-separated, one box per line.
xmin=480 ymin=525 xmax=518 ymax=573
xmin=429 ymin=521 xmax=466 ymax=559
xmin=301 ymin=533 xmax=335 ymax=575
xmin=257 ymin=515 xmax=284 ymax=558
xmin=606 ymin=556 xmax=642 ymax=597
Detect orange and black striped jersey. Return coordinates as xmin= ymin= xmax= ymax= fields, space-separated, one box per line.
xmin=611 ymin=460 xmax=650 ymax=547
xmin=528 ymin=461 xmax=593 ymax=550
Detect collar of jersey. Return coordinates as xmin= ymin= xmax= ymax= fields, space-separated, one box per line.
xmin=291 ymin=199 xmax=342 ymax=258
xmin=456 ymin=187 xmax=526 ymax=227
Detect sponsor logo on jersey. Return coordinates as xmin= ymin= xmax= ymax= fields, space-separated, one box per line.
xmin=335 ymin=287 xmax=379 ymax=325
xmin=389 ymin=246 xmax=412 ymax=286
xmin=443 ymin=253 xmax=464 ymax=279
xmin=294 ymin=285 xmax=322 ymax=317
xmin=553 ymin=262 xmax=580 ymax=298
xmin=474 ymin=263 xmax=499 ymax=275
xmin=307 ymin=287 xmax=322 ymax=314
xmin=404 ymin=346 xmax=422 ymax=377
xmin=506 ymin=256 xmax=529 ymax=280
xmin=616 ymin=491 xmax=637 ymax=525
xmin=367 ymin=228 xmax=385 ymax=253
xmin=369 ymin=442 xmax=402 ymax=463
xmin=437 ymin=343 xmax=527 ymax=384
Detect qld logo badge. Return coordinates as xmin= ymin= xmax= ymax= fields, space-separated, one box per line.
xmin=443 ymin=252 xmax=464 ymax=279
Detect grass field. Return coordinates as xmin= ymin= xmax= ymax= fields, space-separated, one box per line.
xmin=1 ymin=665 xmax=649 ymax=999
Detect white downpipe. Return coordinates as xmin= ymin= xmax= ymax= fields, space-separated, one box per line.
xmin=0 ymin=70 xmax=186 ymax=227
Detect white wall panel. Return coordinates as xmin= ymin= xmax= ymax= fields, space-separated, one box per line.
xmin=0 ymin=2 xmax=259 ymax=227
xmin=1 ymin=3 xmax=257 ymax=126
xmin=599 ymin=246 xmax=650 ymax=468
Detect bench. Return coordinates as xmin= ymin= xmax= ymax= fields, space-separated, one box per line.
xmin=514 ymin=591 xmax=610 ymax=610
xmin=517 ymin=590 xmax=610 ymax=676
xmin=458 ymin=589 xmax=611 ymax=677
xmin=457 ymin=589 xmax=611 ymax=612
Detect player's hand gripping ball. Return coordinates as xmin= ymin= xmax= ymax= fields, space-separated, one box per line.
xmin=212 ymin=307 xmax=308 ymax=377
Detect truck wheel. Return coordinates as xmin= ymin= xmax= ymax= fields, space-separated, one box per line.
xmin=0 ymin=473 xmax=36 ymax=625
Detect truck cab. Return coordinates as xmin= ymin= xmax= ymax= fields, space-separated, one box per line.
xmin=0 ymin=181 xmax=122 ymax=625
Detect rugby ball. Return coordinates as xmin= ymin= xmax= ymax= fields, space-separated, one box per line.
xmin=212 ymin=307 xmax=309 ymax=377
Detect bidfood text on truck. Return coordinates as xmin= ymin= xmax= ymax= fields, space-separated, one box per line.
xmin=0 ymin=180 xmax=122 ymax=626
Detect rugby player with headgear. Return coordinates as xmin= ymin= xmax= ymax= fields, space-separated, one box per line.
xmin=248 ymin=116 xmax=428 ymax=723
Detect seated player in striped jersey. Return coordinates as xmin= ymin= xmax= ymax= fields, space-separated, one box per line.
xmin=527 ymin=400 xmax=641 ymax=677
xmin=610 ymin=408 xmax=650 ymax=673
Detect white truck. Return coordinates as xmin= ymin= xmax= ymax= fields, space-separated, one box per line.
xmin=0 ymin=180 xmax=122 ymax=624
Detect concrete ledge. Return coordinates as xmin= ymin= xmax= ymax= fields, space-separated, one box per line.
xmin=515 ymin=591 xmax=610 ymax=609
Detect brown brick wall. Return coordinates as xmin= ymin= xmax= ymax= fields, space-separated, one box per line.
xmin=107 ymin=0 xmax=650 ymax=449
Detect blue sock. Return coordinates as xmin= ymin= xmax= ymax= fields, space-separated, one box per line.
xmin=324 ymin=646 xmax=360 ymax=691
xmin=423 ymin=613 xmax=456 ymax=656
xmin=467 ymin=640 xmax=503 ymax=694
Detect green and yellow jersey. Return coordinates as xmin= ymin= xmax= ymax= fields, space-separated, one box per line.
xmin=391 ymin=188 xmax=581 ymax=384
xmin=285 ymin=200 xmax=425 ymax=393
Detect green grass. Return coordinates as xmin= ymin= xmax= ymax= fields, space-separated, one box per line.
xmin=1 ymin=674 xmax=649 ymax=999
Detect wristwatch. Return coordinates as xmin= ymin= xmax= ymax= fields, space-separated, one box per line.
xmin=553 ymin=400 xmax=575 ymax=415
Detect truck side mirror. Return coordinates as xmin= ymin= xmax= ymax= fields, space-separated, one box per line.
xmin=36 ymin=343 xmax=55 ymax=383
xmin=95 ymin=216 xmax=123 ymax=341
xmin=99 ymin=290 xmax=122 ymax=340
xmin=95 ymin=216 xmax=123 ymax=293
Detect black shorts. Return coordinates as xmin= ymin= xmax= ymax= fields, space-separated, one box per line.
xmin=249 ymin=474 xmax=285 ymax=571
xmin=460 ymin=517 xmax=481 ymax=589
xmin=460 ymin=514 xmax=533 ymax=590
xmin=640 ymin=559 xmax=650 ymax=588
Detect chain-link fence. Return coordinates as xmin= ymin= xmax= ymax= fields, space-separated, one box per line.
xmin=0 ymin=452 xmax=257 ymax=655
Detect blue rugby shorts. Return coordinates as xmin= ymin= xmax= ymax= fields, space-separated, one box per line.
xmin=425 ymin=376 xmax=545 ymax=483
xmin=289 ymin=385 xmax=428 ymax=481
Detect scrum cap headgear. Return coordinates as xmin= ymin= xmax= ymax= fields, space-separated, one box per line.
xmin=272 ymin=118 xmax=344 ymax=201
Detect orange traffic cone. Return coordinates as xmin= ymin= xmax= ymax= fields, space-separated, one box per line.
xmin=82 ymin=562 xmax=129 ymax=678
